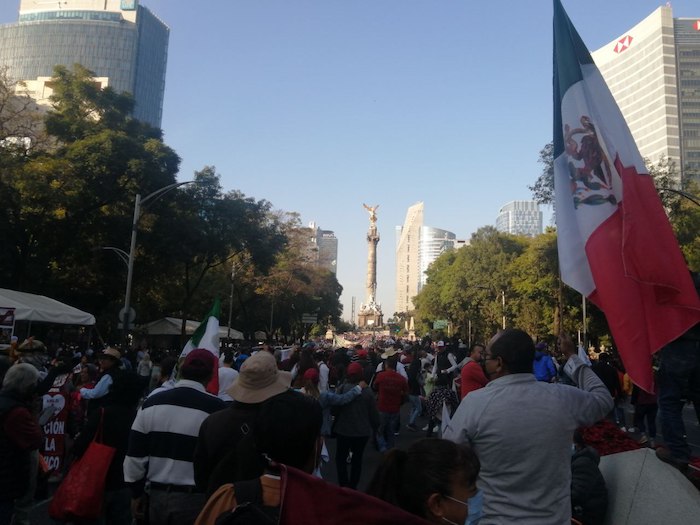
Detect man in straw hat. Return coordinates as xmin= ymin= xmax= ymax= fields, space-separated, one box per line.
xmin=80 ymin=347 xmax=122 ymax=407
xmin=193 ymin=350 xmax=292 ymax=495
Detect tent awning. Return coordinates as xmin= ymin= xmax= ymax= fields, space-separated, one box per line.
xmin=137 ymin=317 xmax=244 ymax=340
xmin=0 ymin=288 xmax=96 ymax=326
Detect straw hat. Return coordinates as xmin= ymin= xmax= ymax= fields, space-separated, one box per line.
xmin=227 ymin=350 xmax=292 ymax=404
xmin=381 ymin=348 xmax=399 ymax=359
xmin=99 ymin=347 xmax=121 ymax=360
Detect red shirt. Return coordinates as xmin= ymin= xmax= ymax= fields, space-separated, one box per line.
xmin=373 ymin=370 xmax=408 ymax=413
xmin=460 ymin=360 xmax=489 ymax=400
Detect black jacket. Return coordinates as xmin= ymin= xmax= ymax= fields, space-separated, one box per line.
xmin=571 ymin=446 xmax=608 ymax=525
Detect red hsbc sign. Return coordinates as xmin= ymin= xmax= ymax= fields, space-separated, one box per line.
xmin=614 ymin=35 xmax=633 ymax=53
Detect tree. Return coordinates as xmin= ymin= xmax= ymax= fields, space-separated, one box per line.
xmin=137 ymin=166 xmax=288 ymax=336
xmin=0 ymin=64 xmax=180 ymax=331
xmin=414 ymin=227 xmax=527 ymax=340
xmin=528 ymin=142 xmax=554 ymax=205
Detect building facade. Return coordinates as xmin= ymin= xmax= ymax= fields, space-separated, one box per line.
xmin=419 ymin=226 xmax=456 ymax=290
xmin=394 ymin=203 xmax=456 ymax=314
xmin=0 ymin=0 xmax=169 ymax=128
xmin=591 ymin=6 xmax=700 ymax=180
xmin=308 ymin=222 xmax=338 ymax=274
xmin=395 ymin=202 xmax=424 ymax=314
xmin=495 ymin=200 xmax=542 ymax=237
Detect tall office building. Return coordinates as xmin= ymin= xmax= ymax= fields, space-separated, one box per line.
xmin=395 ymin=203 xmax=456 ymax=314
xmin=308 ymin=221 xmax=338 ymax=274
xmin=395 ymin=202 xmax=424 ymax=314
xmin=419 ymin=226 xmax=456 ymax=290
xmin=591 ymin=6 xmax=700 ymax=180
xmin=0 ymin=0 xmax=169 ymax=128
xmin=495 ymin=200 xmax=542 ymax=237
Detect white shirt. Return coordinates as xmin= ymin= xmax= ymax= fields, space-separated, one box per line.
xmin=217 ymin=366 xmax=239 ymax=402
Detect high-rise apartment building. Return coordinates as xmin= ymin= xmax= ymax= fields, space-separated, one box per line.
xmin=0 ymin=0 xmax=169 ymax=128
xmin=395 ymin=202 xmax=424 ymax=314
xmin=495 ymin=201 xmax=542 ymax=237
xmin=308 ymin=222 xmax=338 ymax=274
xmin=591 ymin=6 xmax=700 ymax=180
xmin=395 ymin=203 xmax=456 ymax=314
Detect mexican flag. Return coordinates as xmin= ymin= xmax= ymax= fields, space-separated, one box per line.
xmin=180 ymin=299 xmax=221 ymax=395
xmin=553 ymin=0 xmax=700 ymax=392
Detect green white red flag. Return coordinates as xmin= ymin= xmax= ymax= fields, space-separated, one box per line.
xmin=553 ymin=0 xmax=700 ymax=391
xmin=181 ymin=299 xmax=221 ymax=395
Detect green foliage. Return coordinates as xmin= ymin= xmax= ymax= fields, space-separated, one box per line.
xmin=528 ymin=142 xmax=554 ymax=205
xmin=0 ymin=64 xmax=302 ymax=343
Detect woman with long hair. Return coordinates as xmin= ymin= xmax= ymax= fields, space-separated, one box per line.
xmin=367 ymin=438 xmax=481 ymax=525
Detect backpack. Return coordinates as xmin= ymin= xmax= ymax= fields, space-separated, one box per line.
xmin=214 ymin=478 xmax=280 ymax=525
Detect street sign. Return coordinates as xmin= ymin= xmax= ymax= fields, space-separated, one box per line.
xmin=302 ymin=313 xmax=318 ymax=324
xmin=433 ymin=319 xmax=448 ymax=330
xmin=119 ymin=307 xmax=136 ymax=328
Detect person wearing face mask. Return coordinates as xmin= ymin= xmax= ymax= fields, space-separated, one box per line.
xmin=367 ymin=438 xmax=482 ymax=525
xmin=442 ymin=330 xmax=612 ymax=525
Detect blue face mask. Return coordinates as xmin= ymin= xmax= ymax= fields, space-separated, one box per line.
xmin=466 ymin=489 xmax=483 ymax=525
xmin=442 ymin=489 xmax=484 ymax=525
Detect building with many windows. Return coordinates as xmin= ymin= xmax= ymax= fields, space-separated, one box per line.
xmin=419 ymin=226 xmax=456 ymax=290
xmin=308 ymin=222 xmax=338 ymax=274
xmin=0 ymin=0 xmax=169 ymax=128
xmin=495 ymin=200 xmax=542 ymax=237
xmin=395 ymin=202 xmax=456 ymax=314
xmin=591 ymin=6 xmax=700 ymax=180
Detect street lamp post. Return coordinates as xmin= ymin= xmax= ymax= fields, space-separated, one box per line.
xmin=121 ymin=181 xmax=195 ymax=346
xmin=501 ymin=289 xmax=506 ymax=330
xmin=227 ymin=265 xmax=235 ymax=340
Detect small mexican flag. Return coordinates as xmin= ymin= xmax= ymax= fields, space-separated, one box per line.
xmin=180 ymin=299 xmax=221 ymax=395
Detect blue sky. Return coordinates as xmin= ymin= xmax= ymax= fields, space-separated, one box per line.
xmin=2 ymin=1 xmax=698 ymax=322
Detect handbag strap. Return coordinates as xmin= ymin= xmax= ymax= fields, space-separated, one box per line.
xmin=94 ymin=408 xmax=106 ymax=444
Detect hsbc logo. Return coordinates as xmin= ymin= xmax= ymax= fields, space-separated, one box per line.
xmin=695 ymin=20 xmax=700 ymax=31
xmin=614 ymin=35 xmax=633 ymax=53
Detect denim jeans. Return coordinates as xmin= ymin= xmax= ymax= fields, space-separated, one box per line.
xmin=408 ymin=395 xmax=422 ymax=426
xmin=335 ymin=435 xmax=368 ymax=489
xmin=377 ymin=412 xmax=399 ymax=452
xmin=149 ymin=489 xmax=206 ymax=525
xmin=658 ymin=339 xmax=700 ymax=462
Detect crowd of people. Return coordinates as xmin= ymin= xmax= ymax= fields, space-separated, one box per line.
xmin=0 ymin=326 xmax=697 ymax=524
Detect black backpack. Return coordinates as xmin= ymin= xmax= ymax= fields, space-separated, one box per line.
xmin=214 ymin=478 xmax=279 ymax=525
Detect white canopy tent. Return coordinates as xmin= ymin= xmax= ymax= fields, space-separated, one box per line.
xmin=138 ymin=317 xmax=244 ymax=340
xmin=0 ymin=288 xmax=96 ymax=325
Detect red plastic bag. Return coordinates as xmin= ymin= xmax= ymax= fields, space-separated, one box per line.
xmin=49 ymin=409 xmax=115 ymax=520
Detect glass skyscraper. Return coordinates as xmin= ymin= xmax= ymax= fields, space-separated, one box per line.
xmin=0 ymin=0 xmax=169 ymax=128
xmin=495 ymin=201 xmax=543 ymax=237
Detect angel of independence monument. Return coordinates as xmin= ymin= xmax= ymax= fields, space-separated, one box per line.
xmin=358 ymin=204 xmax=384 ymax=328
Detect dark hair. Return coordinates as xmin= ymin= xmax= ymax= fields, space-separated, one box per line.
xmin=159 ymin=356 xmax=177 ymax=380
xmin=490 ymin=329 xmax=535 ymax=374
xmin=573 ymin=429 xmax=586 ymax=448
xmin=254 ymin=390 xmax=322 ymax=470
xmin=367 ymin=438 xmax=480 ymax=518
xmin=385 ymin=356 xmax=398 ymax=370
xmin=106 ymin=371 xmax=143 ymax=408
xmin=469 ymin=343 xmax=485 ymax=355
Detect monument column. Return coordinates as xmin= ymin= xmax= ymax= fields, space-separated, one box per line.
xmin=358 ymin=204 xmax=383 ymax=329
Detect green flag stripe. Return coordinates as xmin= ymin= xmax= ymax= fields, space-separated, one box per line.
xmin=553 ymin=0 xmax=595 ymax=158
xmin=190 ymin=298 xmax=221 ymax=347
